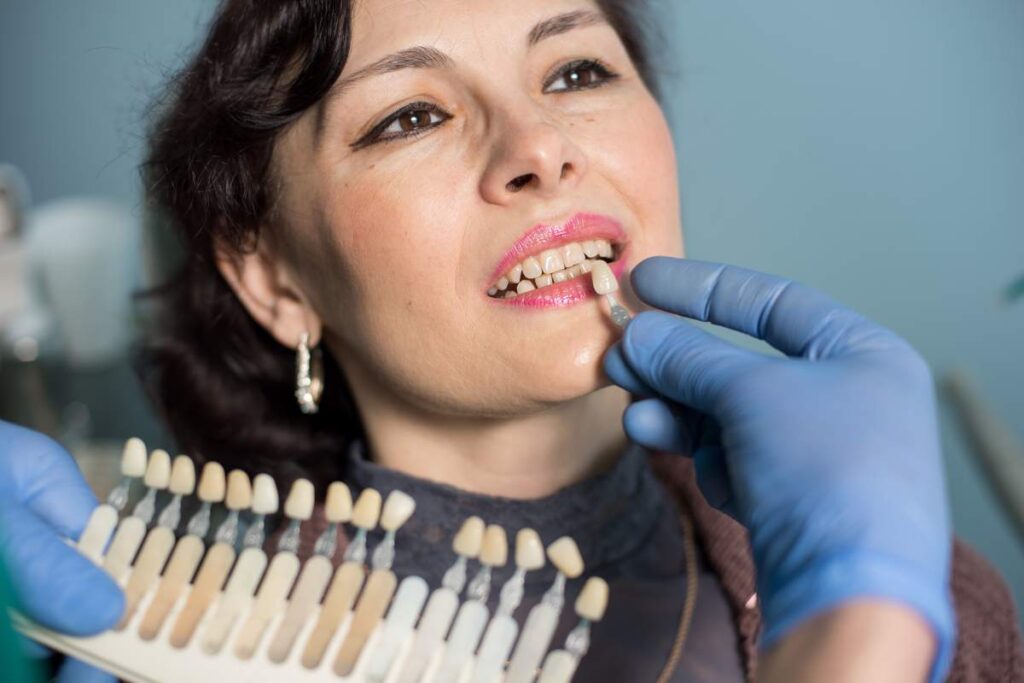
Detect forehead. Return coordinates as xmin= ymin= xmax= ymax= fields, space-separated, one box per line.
xmin=346 ymin=0 xmax=605 ymax=65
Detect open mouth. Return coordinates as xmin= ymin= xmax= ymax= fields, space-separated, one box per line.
xmin=487 ymin=238 xmax=623 ymax=300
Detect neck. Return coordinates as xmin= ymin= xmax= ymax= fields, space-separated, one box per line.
xmin=340 ymin=366 xmax=631 ymax=499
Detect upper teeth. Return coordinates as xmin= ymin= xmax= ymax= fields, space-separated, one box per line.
xmin=488 ymin=238 xmax=615 ymax=298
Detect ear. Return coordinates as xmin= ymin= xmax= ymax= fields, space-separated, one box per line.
xmin=215 ymin=236 xmax=323 ymax=349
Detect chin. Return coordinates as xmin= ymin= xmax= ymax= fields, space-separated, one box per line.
xmin=513 ymin=336 xmax=617 ymax=405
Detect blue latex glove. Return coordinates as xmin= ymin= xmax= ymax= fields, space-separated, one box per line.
xmin=0 ymin=420 xmax=123 ymax=682
xmin=604 ymin=257 xmax=954 ymax=682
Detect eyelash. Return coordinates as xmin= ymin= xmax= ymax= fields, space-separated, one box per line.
xmin=356 ymin=58 xmax=620 ymax=148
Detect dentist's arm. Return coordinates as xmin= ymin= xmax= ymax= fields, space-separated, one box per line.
xmin=604 ymin=257 xmax=954 ymax=682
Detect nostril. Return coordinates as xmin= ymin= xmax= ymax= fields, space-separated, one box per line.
xmin=506 ymin=174 xmax=533 ymax=192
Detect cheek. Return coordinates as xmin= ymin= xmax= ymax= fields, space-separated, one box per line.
xmin=312 ymin=159 xmax=500 ymax=402
xmin=588 ymin=97 xmax=683 ymax=258
xmin=323 ymin=161 xmax=465 ymax=300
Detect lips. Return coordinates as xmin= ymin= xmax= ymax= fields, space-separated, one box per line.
xmin=486 ymin=212 xmax=628 ymax=307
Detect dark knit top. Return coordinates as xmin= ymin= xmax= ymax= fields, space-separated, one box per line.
xmin=283 ymin=442 xmax=1023 ymax=681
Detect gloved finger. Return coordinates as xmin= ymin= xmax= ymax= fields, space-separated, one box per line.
xmin=0 ymin=503 xmax=123 ymax=636
xmin=603 ymin=342 xmax=657 ymax=398
xmin=629 ymin=257 xmax=897 ymax=361
xmin=56 ymin=656 xmax=117 ymax=683
xmin=620 ymin=311 xmax=759 ymax=415
xmin=0 ymin=421 xmax=98 ymax=540
xmin=622 ymin=399 xmax=697 ymax=454
xmin=693 ymin=442 xmax=735 ymax=517
xmin=18 ymin=632 xmax=48 ymax=658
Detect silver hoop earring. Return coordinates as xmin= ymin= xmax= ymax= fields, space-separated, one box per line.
xmin=295 ymin=331 xmax=323 ymax=414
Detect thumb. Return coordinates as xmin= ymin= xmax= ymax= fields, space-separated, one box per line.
xmin=0 ymin=502 xmax=124 ymax=636
xmin=620 ymin=311 xmax=759 ymax=415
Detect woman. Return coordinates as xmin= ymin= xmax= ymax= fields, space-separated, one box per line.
xmin=1 ymin=1 xmax=1020 ymax=681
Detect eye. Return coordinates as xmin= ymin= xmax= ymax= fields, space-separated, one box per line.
xmin=355 ymin=101 xmax=451 ymax=148
xmin=543 ymin=58 xmax=620 ymax=93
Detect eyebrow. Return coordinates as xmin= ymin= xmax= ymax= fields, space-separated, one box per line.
xmin=330 ymin=45 xmax=454 ymax=98
xmin=316 ymin=9 xmax=609 ymax=135
xmin=528 ymin=9 xmax=606 ymax=47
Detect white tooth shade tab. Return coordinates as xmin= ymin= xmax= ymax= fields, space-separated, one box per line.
xmin=251 ymin=473 xmax=278 ymax=514
xmin=380 ymin=490 xmax=416 ymax=531
xmin=120 ymin=438 xmax=148 ymax=478
xmin=453 ymin=516 xmax=486 ymax=557
xmin=225 ymin=473 xmax=252 ymax=509
xmin=324 ymin=482 xmax=353 ymax=523
xmin=590 ymin=259 xmax=618 ymax=295
xmin=352 ymin=488 xmax=383 ymax=529
xmin=196 ymin=462 xmax=226 ymax=503
xmin=515 ymin=528 xmax=545 ymax=570
xmin=143 ymin=450 xmax=172 ymax=489
xmin=546 ymin=536 xmax=584 ymax=578
xmin=575 ymin=577 xmax=609 ymax=622
xmin=168 ymin=456 xmax=197 ymax=496
xmin=480 ymin=525 xmax=508 ymax=567
xmin=284 ymin=479 xmax=315 ymax=520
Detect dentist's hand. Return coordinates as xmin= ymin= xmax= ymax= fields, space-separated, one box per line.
xmin=604 ymin=257 xmax=954 ymax=681
xmin=0 ymin=419 xmax=123 ymax=681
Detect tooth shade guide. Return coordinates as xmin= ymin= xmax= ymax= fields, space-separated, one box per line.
xmin=393 ymin=514 xmax=485 ymax=683
xmin=76 ymin=504 xmax=120 ymax=563
xmin=199 ymin=548 xmax=270 ymax=655
xmin=168 ymin=456 xmax=196 ymax=496
xmin=300 ymin=561 xmax=365 ymax=669
xmin=471 ymin=527 xmax=545 ymax=683
xmin=146 ymin=467 xmax=232 ymax=644
xmin=331 ymin=568 xmax=397 ymax=676
xmin=78 ymin=439 xmax=147 ymax=561
xmin=266 ymin=555 xmax=333 ymax=663
xmin=121 ymin=437 xmax=148 ymax=478
xmin=169 ymin=542 xmax=240 ymax=650
xmin=117 ymin=526 xmax=176 ymax=630
xmin=102 ymin=451 xmax=172 ymax=581
xmin=324 ymin=481 xmax=353 ymax=523
xmin=196 ymin=462 xmax=226 ymax=503
xmin=547 ymin=536 xmax=585 ymax=578
xmin=363 ymin=575 xmax=429 ymax=681
xmin=137 ymin=534 xmax=205 ymax=640
xmin=351 ymin=487 xmax=383 ymax=529
xmin=250 ymin=473 xmax=277 ymax=514
xmin=23 ymin=449 xmax=620 ymax=682
xmin=143 ymin=449 xmax=172 ymax=489
xmin=504 ymin=600 xmax=562 ymax=683
xmin=284 ymin=478 xmax=315 ymax=520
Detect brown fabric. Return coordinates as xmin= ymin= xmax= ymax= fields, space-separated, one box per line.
xmin=648 ymin=452 xmax=1024 ymax=682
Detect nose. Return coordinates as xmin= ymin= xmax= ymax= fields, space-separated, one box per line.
xmin=479 ymin=114 xmax=587 ymax=204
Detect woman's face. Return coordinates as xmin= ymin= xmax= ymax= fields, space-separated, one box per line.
xmin=270 ymin=0 xmax=682 ymax=417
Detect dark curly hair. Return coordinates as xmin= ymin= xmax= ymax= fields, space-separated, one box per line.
xmin=139 ymin=0 xmax=665 ymax=491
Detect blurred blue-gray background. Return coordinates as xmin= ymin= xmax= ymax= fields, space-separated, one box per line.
xmin=1 ymin=0 xmax=1021 ymax=615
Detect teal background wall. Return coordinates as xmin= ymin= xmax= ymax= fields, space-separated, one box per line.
xmin=2 ymin=0 xmax=1022 ymax=612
